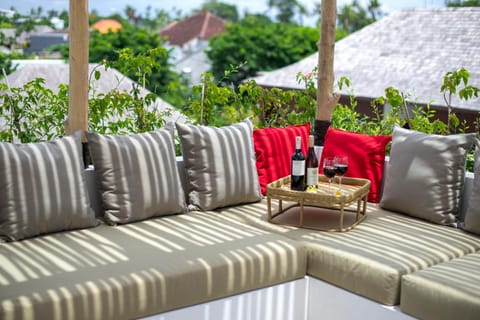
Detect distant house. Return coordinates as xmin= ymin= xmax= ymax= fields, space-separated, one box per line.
xmin=7 ymin=19 xmax=121 ymax=57
xmin=251 ymin=8 xmax=480 ymax=129
xmin=2 ymin=61 xmax=187 ymax=124
xmin=160 ymin=11 xmax=226 ymax=85
xmin=24 ymin=31 xmax=68 ymax=57
xmin=0 ymin=27 xmax=28 ymax=54
xmin=0 ymin=9 xmax=15 ymax=18
xmin=0 ymin=25 xmax=67 ymax=57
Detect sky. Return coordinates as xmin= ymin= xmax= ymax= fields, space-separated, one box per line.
xmin=2 ymin=0 xmax=446 ymax=21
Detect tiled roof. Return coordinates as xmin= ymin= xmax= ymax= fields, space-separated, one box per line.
xmin=1 ymin=62 xmax=187 ymax=123
xmin=251 ymin=8 xmax=480 ymax=111
xmin=91 ymin=19 xmax=122 ymax=34
xmin=160 ymin=11 xmax=226 ymax=46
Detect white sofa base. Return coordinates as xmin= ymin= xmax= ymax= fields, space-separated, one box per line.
xmin=307 ymin=276 xmax=415 ymax=320
xmin=140 ymin=276 xmax=416 ymax=320
xmin=140 ymin=278 xmax=308 ymax=320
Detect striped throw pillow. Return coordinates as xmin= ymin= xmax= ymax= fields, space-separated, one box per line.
xmin=463 ymin=138 xmax=480 ymax=235
xmin=87 ymin=128 xmax=186 ymax=224
xmin=176 ymin=119 xmax=262 ymax=211
xmin=0 ymin=132 xmax=97 ymax=241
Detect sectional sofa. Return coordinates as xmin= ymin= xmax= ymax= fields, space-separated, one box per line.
xmin=0 ymin=120 xmax=479 ymax=320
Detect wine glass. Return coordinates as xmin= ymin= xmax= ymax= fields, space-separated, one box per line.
xmin=334 ymin=156 xmax=349 ymax=192
xmin=323 ymin=158 xmax=336 ymax=195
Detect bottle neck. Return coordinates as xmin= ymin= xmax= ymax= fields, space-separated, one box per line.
xmin=308 ymin=135 xmax=315 ymax=149
xmin=295 ymin=137 xmax=301 ymax=151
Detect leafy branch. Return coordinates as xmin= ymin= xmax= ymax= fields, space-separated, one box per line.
xmin=441 ymin=67 xmax=480 ymax=133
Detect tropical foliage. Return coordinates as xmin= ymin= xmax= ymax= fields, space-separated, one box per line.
xmin=337 ymin=0 xmax=382 ymax=34
xmin=0 ymin=48 xmax=170 ymax=142
xmin=0 ymin=79 xmax=68 ymax=142
xmin=446 ymin=0 xmax=480 ymax=6
xmin=0 ymin=52 xmax=19 ymax=78
xmin=200 ymin=0 xmax=239 ymax=22
xmin=267 ymin=0 xmax=308 ymax=24
xmin=182 ymin=67 xmax=478 ymax=135
xmin=207 ymin=15 xmax=319 ymax=86
xmin=54 ymin=22 xmax=180 ymax=98
xmin=1 ymin=2 xmax=479 ymax=170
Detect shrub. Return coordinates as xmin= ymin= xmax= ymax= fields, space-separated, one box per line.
xmin=0 ymin=48 xmax=169 ymax=142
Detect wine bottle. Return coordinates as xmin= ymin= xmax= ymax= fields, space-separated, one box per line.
xmin=291 ymin=136 xmax=306 ymax=191
xmin=305 ymin=135 xmax=319 ymax=192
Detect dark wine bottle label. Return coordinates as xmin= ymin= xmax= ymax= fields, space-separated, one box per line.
xmin=291 ymin=136 xmax=306 ymax=190
xmin=292 ymin=160 xmax=305 ymax=176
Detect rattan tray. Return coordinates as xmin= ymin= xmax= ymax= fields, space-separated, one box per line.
xmin=266 ymin=175 xmax=370 ymax=232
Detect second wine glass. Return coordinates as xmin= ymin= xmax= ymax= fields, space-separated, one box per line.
xmin=334 ymin=156 xmax=349 ymax=192
xmin=323 ymin=158 xmax=336 ymax=195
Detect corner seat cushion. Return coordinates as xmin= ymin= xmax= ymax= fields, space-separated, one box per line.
xmin=0 ymin=212 xmax=306 ymax=320
xmin=212 ymin=201 xmax=480 ymax=305
xmin=401 ymin=252 xmax=480 ymax=320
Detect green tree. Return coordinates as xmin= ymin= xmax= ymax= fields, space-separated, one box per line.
xmin=56 ymin=21 xmax=179 ymax=98
xmin=0 ymin=79 xmax=69 ymax=142
xmin=0 ymin=32 xmax=15 ymax=49
xmin=59 ymin=10 xmax=69 ymax=29
xmin=14 ymin=17 xmax=36 ymax=36
xmin=29 ymin=6 xmax=43 ymax=19
xmin=267 ymin=0 xmax=308 ymax=24
xmin=0 ymin=49 xmax=173 ymax=143
xmin=181 ymin=67 xmax=318 ymax=127
xmin=125 ymin=5 xmax=142 ymax=26
xmin=367 ymin=0 xmax=382 ymax=20
xmin=199 ymin=0 xmax=239 ymax=22
xmin=89 ymin=48 xmax=170 ymax=134
xmin=91 ymin=24 xmax=179 ymax=97
xmin=0 ymin=52 xmax=18 ymax=79
xmin=0 ymin=12 xmax=13 ymax=28
xmin=207 ymin=15 xmax=318 ymax=85
xmin=143 ymin=7 xmax=171 ymax=31
xmin=446 ymin=0 xmax=480 ymax=6
xmin=440 ymin=67 xmax=480 ymax=133
xmin=337 ymin=0 xmax=382 ymax=34
xmin=46 ymin=9 xmax=58 ymax=19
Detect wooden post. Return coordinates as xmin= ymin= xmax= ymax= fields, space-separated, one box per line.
xmin=67 ymin=0 xmax=89 ymax=139
xmin=314 ymin=0 xmax=339 ymax=146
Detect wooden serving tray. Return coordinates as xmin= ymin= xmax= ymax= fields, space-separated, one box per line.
xmin=266 ymin=175 xmax=370 ymax=232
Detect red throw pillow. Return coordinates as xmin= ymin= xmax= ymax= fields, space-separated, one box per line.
xmin=253 ymin=123 xmax=310 ymax=195
xmin=320 ymin=127 xmax=392 ymax=203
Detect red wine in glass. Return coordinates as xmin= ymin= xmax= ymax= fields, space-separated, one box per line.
xmin=323 ymin=158 xmax=336 ymax=194
xmin=334 ymin=156 xmax=348 ymax=193
xmin=335 ymin=164 xmax=348 ymax=176
xmin=323 ymin=166 xmax=337 ymax=178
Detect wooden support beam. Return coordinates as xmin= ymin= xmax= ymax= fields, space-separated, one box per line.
xmin=67 ymin=0 xmax=89 ymax=139
xmin=317 ymin=0 xmax=339 ymax=122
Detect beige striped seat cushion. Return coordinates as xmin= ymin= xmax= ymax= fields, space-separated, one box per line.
xmin=0 ymin=211 xmax=306 ymax=320
xmin=213 ymin=200 xmax=480 ymax=305
xmin=401 ymin=252 xmax=480 ymax=320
